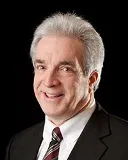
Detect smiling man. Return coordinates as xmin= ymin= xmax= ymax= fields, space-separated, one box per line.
xmin=33 ymin=36 xmax=95 ymax=126
xmin=5 ymin=12 xmax=128 ymax=160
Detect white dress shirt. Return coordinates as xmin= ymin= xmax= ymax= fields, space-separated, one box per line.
xmin=37 ymin=100 xmax=96 ymax=160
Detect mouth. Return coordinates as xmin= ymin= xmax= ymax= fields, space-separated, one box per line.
xmin=42 ymin=92 xmax=64 ymax=101
xmin=45 ymin=92 xmax=64 ymax=98
xmin=41 ymin=91 xmax=64 ymax=103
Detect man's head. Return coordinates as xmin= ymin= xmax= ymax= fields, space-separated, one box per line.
xmin=30 ymin=12 xmax=105 ymax=125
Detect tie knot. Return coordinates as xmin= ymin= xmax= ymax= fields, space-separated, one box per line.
xmin=52 ymin=127 xmax=63 ymax=142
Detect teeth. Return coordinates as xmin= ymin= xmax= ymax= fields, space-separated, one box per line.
xmin=46 ymin=93 xmax=60 ymax=98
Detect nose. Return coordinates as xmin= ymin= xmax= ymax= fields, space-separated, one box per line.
xmin=43 ymin=69 xmax=60 ymax=87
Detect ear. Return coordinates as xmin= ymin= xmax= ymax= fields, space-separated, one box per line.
xmin=89 ymin=70 xmax=99 ymax=91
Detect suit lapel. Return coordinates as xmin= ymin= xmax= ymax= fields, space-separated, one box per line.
xmin=68 ymin=104 xmax=111 ymax=160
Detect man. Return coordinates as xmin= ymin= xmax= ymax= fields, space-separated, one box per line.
xmin=5 ymin=12 xmax=128 ymax=160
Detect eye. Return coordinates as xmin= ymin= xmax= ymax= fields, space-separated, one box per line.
xmin=59 ymin=66 xmax=73 ymax=72
xmin=63 ymin=67 xmax=69 ymax=71
xmin=35 ymin=64 xmax=46 ymax=70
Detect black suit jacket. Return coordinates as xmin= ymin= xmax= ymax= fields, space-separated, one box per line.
xmin=5 ymin=104 xmax=128 ymax=160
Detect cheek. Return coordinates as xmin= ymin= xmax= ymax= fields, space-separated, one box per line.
xmin=76 ymin=78 xmax=89 ymax=97
xmin=63 ymin=78 xmax=79 ymax=99
xmin=63 ymin=77 xmax=76 ymax=89
xmin=33 ymin=75 xmax=41 ymax=91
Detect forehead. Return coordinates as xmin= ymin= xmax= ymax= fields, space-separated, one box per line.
xmin=35 ymin=35 xmax=85 ymax=63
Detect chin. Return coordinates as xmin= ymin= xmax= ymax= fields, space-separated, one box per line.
xmin=45 ymin=111 xmax=63 ymax=119
xmin=43 ymin=106 xmax=66 ymax=117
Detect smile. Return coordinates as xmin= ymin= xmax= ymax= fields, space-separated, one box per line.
xmin=45 ymin=93 xmax=63 ymax=98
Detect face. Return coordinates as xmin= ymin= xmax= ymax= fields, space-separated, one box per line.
xmin=33 ymin=35 xmax=95 ymax=123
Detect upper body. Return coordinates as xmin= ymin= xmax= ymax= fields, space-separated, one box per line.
xmin=5 ymin=102 xmax=128 ymax=160
xmin=5 ymin=12 xmax=128 ymax=159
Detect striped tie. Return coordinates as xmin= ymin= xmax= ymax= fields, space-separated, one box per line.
xmin=43 ymin=127 xmax=63 ymax=160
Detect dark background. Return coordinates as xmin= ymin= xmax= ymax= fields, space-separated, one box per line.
xmin=2 ymin=1 xmax=128 ymax=159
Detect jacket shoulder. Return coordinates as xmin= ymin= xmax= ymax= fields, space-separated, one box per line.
xmin=109 ymin=114 xmax=128 ymax=133
xmin=13 ymin=121 xmax=44 ymax=140
xmin=5 ymin=121 xmax=44 ymax=160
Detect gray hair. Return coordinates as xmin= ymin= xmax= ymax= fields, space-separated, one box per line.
xmin=30 ymin=12 xmax=105 ymax=91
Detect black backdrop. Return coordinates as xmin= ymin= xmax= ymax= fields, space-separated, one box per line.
xmin=2 ymin=2 xmax=128 ymax=159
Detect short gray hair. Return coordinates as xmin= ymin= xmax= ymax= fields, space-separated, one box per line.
xmin=30 ymin=12 xmax=105 ymax=91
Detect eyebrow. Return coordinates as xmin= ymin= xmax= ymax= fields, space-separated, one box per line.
xmin=34 ymin=59 xmax=45 ymax=66
xmin=58 ymin=61 xmax=75 ymax=67
xmin=34 ymin=59 xmax=75 ymax=67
